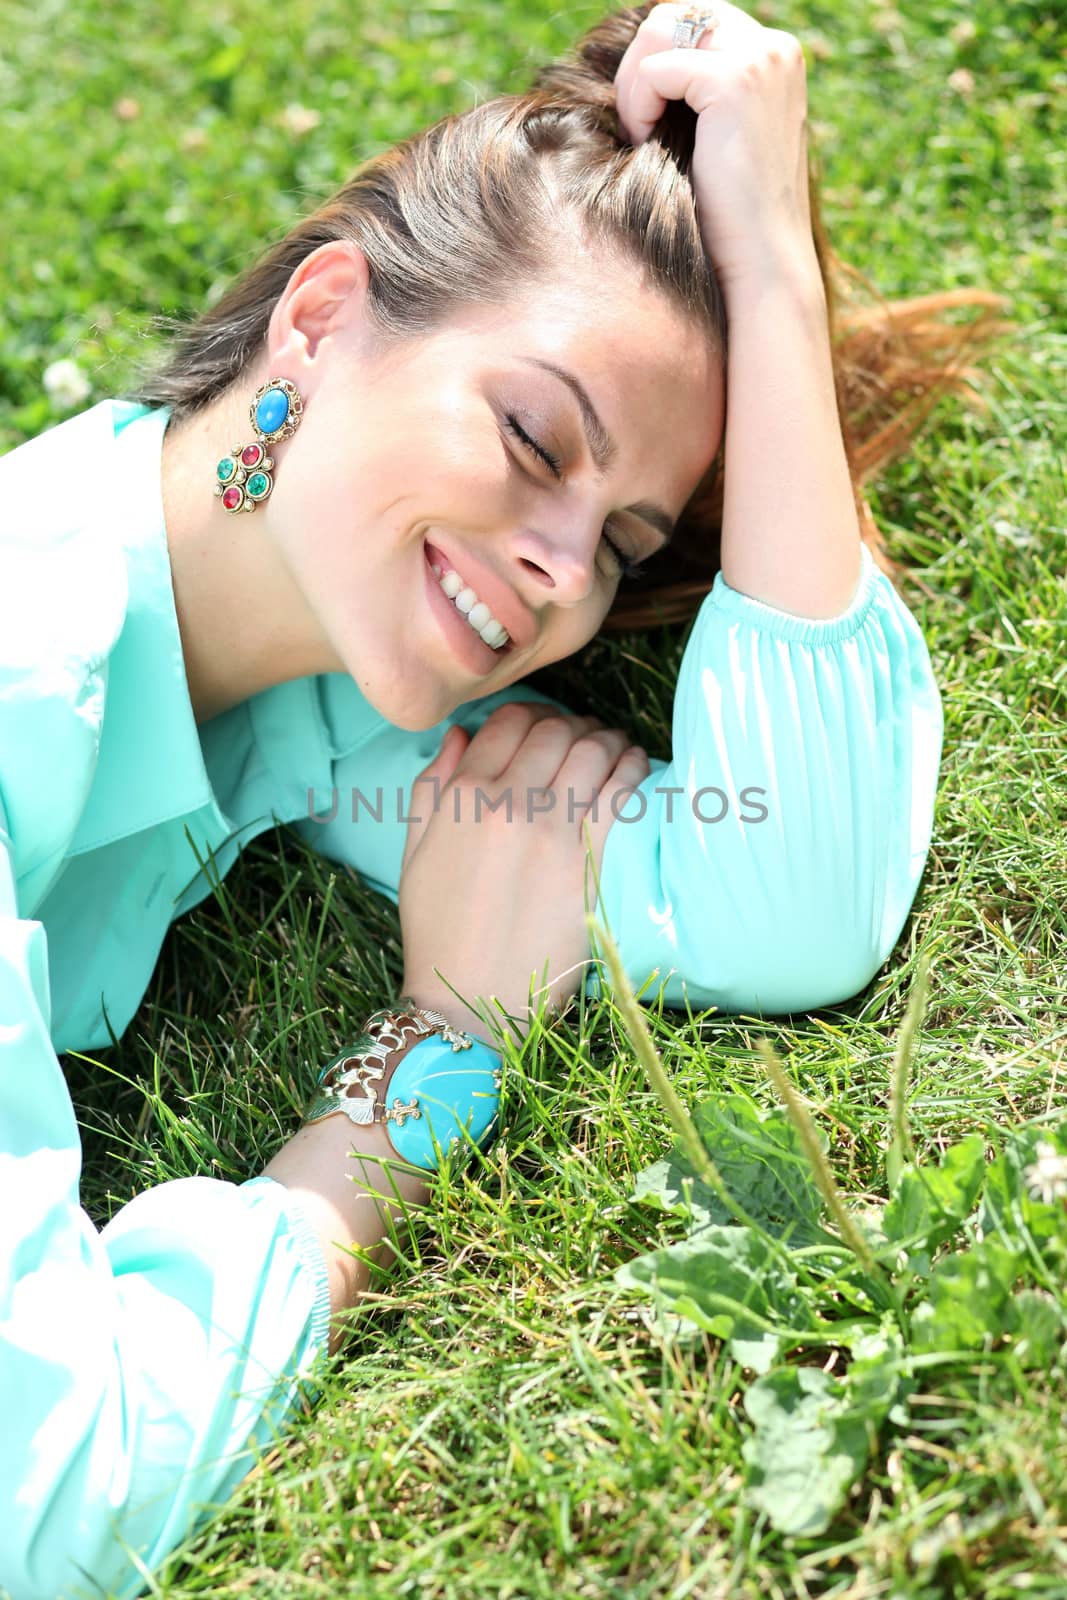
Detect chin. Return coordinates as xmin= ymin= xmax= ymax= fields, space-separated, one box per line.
xmin=382 ymin=702 xmax=454 ymax=734
xmin=340 ymin=663 xmax=462 ymax=733
xmin=330 ymin=615 xmax=516 ymax=732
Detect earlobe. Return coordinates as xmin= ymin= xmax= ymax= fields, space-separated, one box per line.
xmin=268 ymin=240 xmax=371 ymax=368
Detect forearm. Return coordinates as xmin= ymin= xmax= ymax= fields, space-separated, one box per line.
xmin=262 ymin=981 xmax=510 ymax=1352
xmin=263 ymin=1116 xmax=431 ymax=1353
xmin=719 ymin=248 xmax=863 ymax=618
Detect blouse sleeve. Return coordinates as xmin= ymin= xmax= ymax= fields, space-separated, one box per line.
xmin=590 ymin=541 xmax=943 ymax=1013
xmin=0 ymin=802 xmax=332 ymax=1600
xmin=296 ymin=544 xmax=942 ymax=1019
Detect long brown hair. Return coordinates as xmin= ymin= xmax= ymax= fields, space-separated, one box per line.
xmin=130 ymin=2 xmax=1006 ymax=629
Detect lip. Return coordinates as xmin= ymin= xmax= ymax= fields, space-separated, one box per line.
xmin=423 ymin=542 xmax=511 ymax=676
xmin=424 ymin=537 xmax=532 ymax=653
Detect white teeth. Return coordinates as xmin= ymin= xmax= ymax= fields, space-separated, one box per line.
xmin=430 ymin=548 xmax=511 ymax=650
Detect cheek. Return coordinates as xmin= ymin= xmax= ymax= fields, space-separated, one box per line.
xmin=387 ymin=430 xmax=510 ymax=528
xmin=540 ymin=593 xmax=612 ymax=667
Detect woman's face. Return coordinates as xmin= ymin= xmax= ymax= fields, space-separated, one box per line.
xmin=266 ymin=248 xmax=726 ymax=731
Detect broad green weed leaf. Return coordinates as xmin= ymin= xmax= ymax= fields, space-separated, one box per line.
xmin=741 ymin=1355 xmax=898 ymax=1536
xmin=693 ymin=1096 xmax=826 ymax=1244
xmin=728 ymin=1330 xmax=785 ymax=1376
xmin=883 ymin=1133 xmax=987 ymax=1253
xmin=807 ymin=1259 xmax=887 ymax=1318
xmin=616 ymin=1224 xmax=812 ymax=1374
xmin=979 ymin=1122 xmax=1067 ymax=1266
xmin=630 ymin=1157 xmax=717 ymax=1232
xmin=628 ymin=1093 xmax=826 ymax=1245
xmin=1003 ymin=1289 xmax=1067 ymax=1369
xmin=847 ymin=1317 xmax=913 ymax=1427
xmin=910 ymin=1236 xmax=1022 ymax=1354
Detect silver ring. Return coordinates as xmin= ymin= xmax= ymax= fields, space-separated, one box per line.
xmin=671 ymin=6 xmax=719 ymax=48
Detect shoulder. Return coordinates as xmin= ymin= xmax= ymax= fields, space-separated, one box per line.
xmin=0 ymin=400 xmax=132 ymax=674
xmin=0 ymin=401 xmax=133 ymax=908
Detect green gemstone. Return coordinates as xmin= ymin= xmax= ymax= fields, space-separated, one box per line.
xmin=246 ymin=471 xmax=270 ymax=499
xmin=216 ymin=456 xmax=237 ymax=483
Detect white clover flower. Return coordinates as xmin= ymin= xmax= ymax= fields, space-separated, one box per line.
xmin=278 ymin=104 xmax=321 ymax=137
xmin=1023 ymin=1141 xmax=1067 ymax=1206
xmin=43 ymin=359 xmax=91 ymax=410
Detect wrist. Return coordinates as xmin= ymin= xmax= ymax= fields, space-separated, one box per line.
xmin=718 ymin=237 xmax=827 ymax=315
xmin=305 ymin=997 xmax=504 ymax=1174
xmin=264 ymin=1114 xmax=431 ymax=1343
xmin=400 ymin=977 xmax=507 ymax=1052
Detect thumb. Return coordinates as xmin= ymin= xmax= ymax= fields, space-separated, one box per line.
xmin=400 ymin=723 xmax=470 ymax=874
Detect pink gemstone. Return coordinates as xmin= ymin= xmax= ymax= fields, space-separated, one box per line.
xmin=241 ymin=444 xmax=263 ymax=468
xmin=222 ymin=486 xmax=243 ymax=510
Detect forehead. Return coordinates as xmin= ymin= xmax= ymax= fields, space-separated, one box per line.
xmin=535 ymin=264 xmax=723 ymax=489
xmin=463 ymin=258 xmax=713 ymax=381
xmin=430 ymin=259 xmax=724 ymax=486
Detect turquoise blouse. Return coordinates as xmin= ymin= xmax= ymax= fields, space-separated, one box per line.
xmin=0 ymin=399 xmax=943 ymax=1598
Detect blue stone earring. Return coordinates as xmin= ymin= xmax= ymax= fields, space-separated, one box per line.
xmin=214 ymin=377 xmax=304 ymax=514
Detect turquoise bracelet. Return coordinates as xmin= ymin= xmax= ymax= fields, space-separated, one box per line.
xmin=304 ymin=999 xmax=502 ymax=1172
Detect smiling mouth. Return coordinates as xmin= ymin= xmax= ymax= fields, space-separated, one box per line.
xmin=424 ymin=541 xmax=514 ymax=653
xmin=422 ymin=537 xmax=518 ymax=668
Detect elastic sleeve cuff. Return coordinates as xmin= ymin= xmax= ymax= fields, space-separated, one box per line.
xmin=242 ymin=1174 xmax=333 ymax=1354
xmin=707 ymin=542 xmax=882 ymax=644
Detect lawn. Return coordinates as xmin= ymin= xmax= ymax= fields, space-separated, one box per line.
xmin=1 ymin=0 xmax=1065 ymax=1596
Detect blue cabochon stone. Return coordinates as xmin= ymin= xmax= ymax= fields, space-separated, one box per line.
xmin=386 ymin=1039 xmax=501 ymax=1171
xmin=255 ymin=386 xmax=290 ymax=434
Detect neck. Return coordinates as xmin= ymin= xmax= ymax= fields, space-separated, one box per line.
xmin=160 ymin=379 xmax=336 ymax=724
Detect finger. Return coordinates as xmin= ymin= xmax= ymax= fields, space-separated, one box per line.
xmin=502 ymin=715 xmax=614 ymax=793
xmin=400 ymin=723 xmax=469 ymax=874
xmin=577 ymin=746 xmax=652 ymax=863
xmin=453 ymin=703 xmax=604 ymax=784
xmin=628 ymin=46 xmax=733 ymax=130
xmin=614 ymin=2 xmax=763 ymax=144
xmin=598 ymin=745 xmax=653 ymax=827
xmin=604 ymin=744 xmax=652 ymax=792
xmin=639 ymin=0 xmax=765 ymax=49
xmin=505 ymin=725 xmax=633 ymax=820
xmin=554 ymin=727 xmax=634 ymax=798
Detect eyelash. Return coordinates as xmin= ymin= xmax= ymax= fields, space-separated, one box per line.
xmin=504 ymin=413 xmax=647 ymax=581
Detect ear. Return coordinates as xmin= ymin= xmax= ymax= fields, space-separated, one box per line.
xmin=266 ymin=240 xmax=371 ymax=379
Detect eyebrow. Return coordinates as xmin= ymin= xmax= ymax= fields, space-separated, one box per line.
xmin=517 ymin=356 xmax=678 ymax=545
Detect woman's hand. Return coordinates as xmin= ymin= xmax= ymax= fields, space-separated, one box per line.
xmin=398 ymin=703 xmax=650 ymax=1045
xmin=613 ymin=1 xmax=815 ymax=294
xmin=615 ymin=1 xmax=862 ymax=618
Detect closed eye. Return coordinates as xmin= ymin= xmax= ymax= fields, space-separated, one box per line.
xmin=504 ymin=412 xmax=562 ymax=476
xmin=503 ymin=413 xmax=647 ymax=581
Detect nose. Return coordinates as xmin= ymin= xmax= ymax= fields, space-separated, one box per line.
xmin=508 ymin=512 xmax=602 ymax=606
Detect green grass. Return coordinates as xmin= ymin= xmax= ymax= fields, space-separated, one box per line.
xmin=3 ymin=0 xmax=1066 ymax=1595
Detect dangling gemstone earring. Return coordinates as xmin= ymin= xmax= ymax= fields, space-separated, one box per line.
xmin=214 ymin=377 xmax=304 ymax=514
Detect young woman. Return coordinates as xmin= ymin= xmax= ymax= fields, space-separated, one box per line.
xmin=0 ymin=3 xmax=994 ymax=1595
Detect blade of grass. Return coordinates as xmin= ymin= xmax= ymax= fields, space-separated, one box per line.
xmin=754 ymin=1040 xmax=897 ymax=1306
xmin=887 ymin=945 xmax=934 ymax=1188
